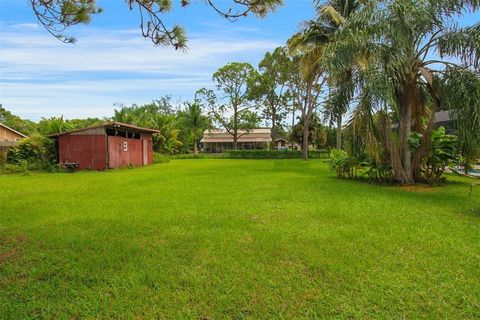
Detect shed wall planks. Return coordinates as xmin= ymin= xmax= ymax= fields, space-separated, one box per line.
xmin=58 ymin=135 xmax=107 ymax=170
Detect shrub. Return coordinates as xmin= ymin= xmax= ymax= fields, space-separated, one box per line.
xmin=171 ymin=153 xmax=228 ymax=159
xmin=8 ymin=139 xmax=46 ymax=165
xmin=0 ymin=146 xmax=8 ymax=166
xmin=410 ymin=126 xmax=458 ymax=182
xmin=424 ymin=127 xmax=457 ymax=182
xmin=329 ymin=149 xmax=352 ymax=178
xmin=228 ymin=150 xmax=328 ymax=159
xmin=153 ymin=153 xmax=171 ymax=164
xmin=1 ymin=163 xmax=27 ymax=174
xmin=4 ymin=136 xmax=56 ymax=172
xmin=364 ymin=163 xmax=393 ymax=183
xmin=329 ymin=149 xmax=372 ymax=179
xmin=330 ymin=127 xmax=457 ymax=184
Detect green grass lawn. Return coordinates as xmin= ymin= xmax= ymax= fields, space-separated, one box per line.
xmin=1 ymin=160 xmax=479 ymax=319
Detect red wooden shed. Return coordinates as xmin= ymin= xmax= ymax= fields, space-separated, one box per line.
xmin=49 ymin=122 xmax=159 ymax=170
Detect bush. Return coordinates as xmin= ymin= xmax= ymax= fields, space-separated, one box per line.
xmin=364 ymin=163 xmax=393 ymax=183
xmin=3 ymin=136 xmax=56 ymax=173
xmin=328 ymin=149 xmax=372 ymax=179
xmin=153 ymin=153 xmax=170 ymax=164
xmin=228 ymin=150 xmax=328 ymax=159
xmin=171 ymin=153 xmax=229 ymax=159
xmin=410 ymin=126 xmax=458 ymax=183
xmin=424 ymin=127 xmax=457 ymax=182
xmin=8 ymin=139 xmax=46 ymax=165
xmin=0 ymin=146 xmax=8 ymax=166
xmin=329 ymin=149 xmax=353 ymax=178
xmin=0 ymin=162 xmax=28 ymax=174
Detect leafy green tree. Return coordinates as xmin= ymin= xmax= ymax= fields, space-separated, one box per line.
xmin=284 ymin=54 xmax=327 ymax=160
xmin=202 ymin=62 xmax=261 ymax=150
xmin=29 ymin=0 xmax=282 ymax=48
xmin=289 ymin=114 xmax=331 ymax=149
xmin=0 ymin=105 xmax=37 ymax=136
xmin=250 ymin=47 xmax=292 ymax=145
xmin=325 ymin=0 xmax=479 ymax=183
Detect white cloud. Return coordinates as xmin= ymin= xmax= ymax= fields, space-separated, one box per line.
xmin=0 ymin=24 xmax=282 ymax=120
xmin=11 ymin=23 xmax=40 ymax=30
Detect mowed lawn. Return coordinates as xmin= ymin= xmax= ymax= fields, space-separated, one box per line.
xmin=1 ymin=160 xmax=479 ymax=319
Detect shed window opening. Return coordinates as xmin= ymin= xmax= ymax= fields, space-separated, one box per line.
xmin=106 ymin=128 xmax=140 ymax=139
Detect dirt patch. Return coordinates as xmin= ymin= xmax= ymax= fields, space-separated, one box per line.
xmin=0 ymin=235 xmax=27 ymax=266
xmin=0 ymin=248 xmax=19 ymax=265
xmin=248 ymin=214 xmax=267 ymax=225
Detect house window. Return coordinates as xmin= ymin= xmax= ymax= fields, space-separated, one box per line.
xmin=123 ymin=141 xmax=128 ymax=151
xmin=15 ymin=138 xmax=20 ymax=142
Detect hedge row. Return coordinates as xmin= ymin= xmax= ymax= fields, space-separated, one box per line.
xmin=170 ymin=153 xmax=229 ymax=160
xmin=166 ymin=150 xmax=329 ymax=160
xmin=227 ymin=149 xmax=328 ymax=159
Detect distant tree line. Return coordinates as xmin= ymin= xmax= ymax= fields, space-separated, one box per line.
xmin=6 ymin=0 xmax=480 ymax=185
xmin=0 ymin=44 xmax=340 ymax=156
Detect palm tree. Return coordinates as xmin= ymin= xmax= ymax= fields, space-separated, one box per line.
xmin=326 ymin=0 xmax=479 ymax=183
xmin=443 ymin=68 xmax=480 ymax=173
xmin=152 ymin=113 xmax=183 ymax=154
xmin=37 ymin=116 xmax=74 ymax=135
xmin=181 ymin=101 xmax=210 ymax=155
xmin=289 ymin=0 xmax=361 ymax=150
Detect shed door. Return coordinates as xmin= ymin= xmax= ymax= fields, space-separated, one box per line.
xmin=142 ymin=139 xmax=148 ymax=165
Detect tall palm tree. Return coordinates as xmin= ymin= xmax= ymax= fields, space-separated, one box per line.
xmin=326 ymin=0 xmax=479 ymax=183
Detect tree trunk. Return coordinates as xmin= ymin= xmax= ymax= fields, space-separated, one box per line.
xmin=302 ymin=117 xmax=309 ymax=160
xmin=398 ymin=104 xmax=412 ymax=180
xmin=291 ymin=107 xmax=295 ymax=149
xmin=412 ymin=92 xmax=438 ymax=182
xmin=193 ymin=139 xmax=198 ymax=155
xmin=233 ymin=108 xmax=238 ymax=150
xmin=233 ymin=134 xmax=238 ymax=150
xmin=397 ymin=80 xmax=415 ymax=184
xmin=271 ymin=108 xmax=276 ymax=150
xmin=336 ymin=114 xmax=342 ymax=150
xmin=379 ymin=112 xmax=409 ymax=183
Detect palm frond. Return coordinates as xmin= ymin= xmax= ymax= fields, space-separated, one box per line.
xmin=438 ymin=23 xmax=480 ymax=69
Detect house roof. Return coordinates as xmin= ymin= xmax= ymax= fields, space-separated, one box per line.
xmin=47 ymin=121 xmax=160 ymax=137
xmin=391 ymin=110 xmax=454 ymax=129
xmin=201 ymin=128 xmax=272 ymax=143
xmin=0 ymin=123 xmax=28 ymax=138
xmin=435 ymin=110 xmax=452 ymax=123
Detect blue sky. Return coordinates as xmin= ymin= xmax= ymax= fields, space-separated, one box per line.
xmin=0 ymin=0 xmax=315 ymax=120
xmin=0 ymin=1 xmax=477 ymax=121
